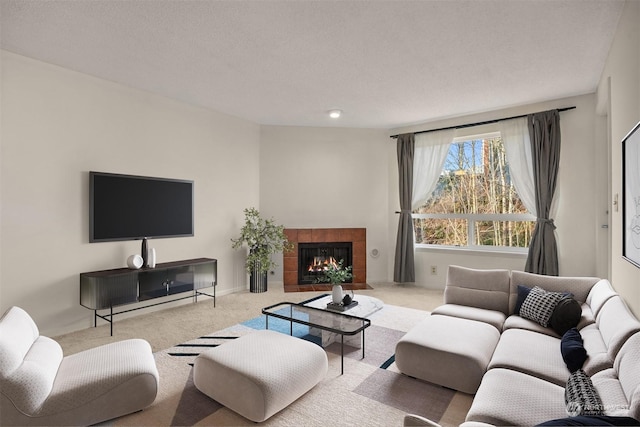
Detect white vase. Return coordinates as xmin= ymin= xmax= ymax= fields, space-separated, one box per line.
xmin=332 ymin=284 xmax=344 ymax=304
xmin=126 ymin=254 xmax=143 ymax=269
xmin=147 ymin=248 xmax=156 ymax=268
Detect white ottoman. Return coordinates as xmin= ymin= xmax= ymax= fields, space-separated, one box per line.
xmin=395 ymin=315 xmax=500 ymax=394
xmin=193 ymin=329 xmax=328 ymax=422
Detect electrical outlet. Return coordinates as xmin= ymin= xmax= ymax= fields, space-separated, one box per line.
xmin=430 ymin=266 xmax=437 ymax=275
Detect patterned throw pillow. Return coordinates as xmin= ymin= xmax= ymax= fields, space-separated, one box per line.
xmin=565 ymin=369 xmax=604 ymax=416
xmin=519 ymin=286 xmax=565 ymax=327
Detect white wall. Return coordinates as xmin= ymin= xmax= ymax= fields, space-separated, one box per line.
xmin=598 ymin=0 xmax=640 ymax=316
xmin=0 ymin=51 xmax=261 ymax=336
xmin=259 ymin=126 xmax=390 ymax=283
xmin=259 ymin=91 xmax=603 ymax=291
xmin=389 ymin=93 xmax=604 ymax=288
xmin=4 ymin=2 xmax=637 ymax=334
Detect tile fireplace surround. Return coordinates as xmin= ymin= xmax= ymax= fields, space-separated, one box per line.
xmin=283 ymin=228 xmax=367 ymax=292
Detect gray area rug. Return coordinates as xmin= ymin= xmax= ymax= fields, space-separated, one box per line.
xmin=107 ymin=304 xmax=466 ymax=427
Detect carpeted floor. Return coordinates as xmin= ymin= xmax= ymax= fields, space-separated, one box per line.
xmin=98 ymin=302 xmax=471 ymax=427
xmin=56 ymin=283 xmax=472 ymax=426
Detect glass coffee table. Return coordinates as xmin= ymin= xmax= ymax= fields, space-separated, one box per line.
xmin=262 ymin=302 xmax=371 ymax=374
xmin=304 ymin=294 xmax=383 ymax=348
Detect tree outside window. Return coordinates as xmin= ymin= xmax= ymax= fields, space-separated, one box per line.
xmin=413 ymin=136 xmax=535 ymax=250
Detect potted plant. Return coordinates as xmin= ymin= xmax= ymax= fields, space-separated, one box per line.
xmin=231 ymin=207 xmax=293 ymax=293
xmin=316 ymin=259 xmax=353 ymax=303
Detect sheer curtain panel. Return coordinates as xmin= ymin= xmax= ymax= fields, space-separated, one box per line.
xmin=499 ymin=117 xmax=537 ymax=216
xmin=412 ymin=129 xmax=456 ymax=209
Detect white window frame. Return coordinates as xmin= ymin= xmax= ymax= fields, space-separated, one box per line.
xmin=413 ymin=131 xmax=535 ymax=254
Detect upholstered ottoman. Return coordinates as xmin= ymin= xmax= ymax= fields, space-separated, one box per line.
xmin=193 ymin=329 xmax=328 ymax=422
xmin=395 ymin=315 xmax=500 ymax=394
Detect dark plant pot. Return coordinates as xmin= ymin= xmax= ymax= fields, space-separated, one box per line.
xmin=250 ymin=268 xmax=268 ymax=293
xmin=249 ymin=250 xmax=268 ymax=293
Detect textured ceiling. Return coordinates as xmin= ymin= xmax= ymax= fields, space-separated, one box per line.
xmin=0 ymin=0 xmax=625 ymax=129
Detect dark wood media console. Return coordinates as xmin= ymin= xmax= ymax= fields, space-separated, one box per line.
xmin=80 ymin=257 xmax=217 ymax=335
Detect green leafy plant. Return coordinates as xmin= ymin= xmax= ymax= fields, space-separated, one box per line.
xmin=231 ymin=207 xmax=293 ymax=275
xmin=315 ymin=259 xmax=353 ymax=285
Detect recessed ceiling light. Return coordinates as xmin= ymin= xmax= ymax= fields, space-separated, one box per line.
xmin=328 ymin=109 xmax=342 ymax=119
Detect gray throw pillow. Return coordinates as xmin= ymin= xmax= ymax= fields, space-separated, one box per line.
xmin=519 ymin=286 xmax=565 ymax=327
xmin=565 ymin=369 xmax=604 ymax=416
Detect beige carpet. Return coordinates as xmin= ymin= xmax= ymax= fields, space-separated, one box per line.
xmin=55 ymin=283 xmax=472 ymax=426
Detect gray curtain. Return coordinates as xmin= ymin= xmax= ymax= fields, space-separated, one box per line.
xmin=394 ymin=133 xmax=415 ymax=282
xmin=525 ymin=110 xmax=560 ymax=275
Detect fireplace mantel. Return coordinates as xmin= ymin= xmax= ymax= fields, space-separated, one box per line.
xmin=283 ymin=228 xmax=366 ymax=290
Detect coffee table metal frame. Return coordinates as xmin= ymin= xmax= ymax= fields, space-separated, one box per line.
xmin=262 ymin=302 xmax=371 ymax=374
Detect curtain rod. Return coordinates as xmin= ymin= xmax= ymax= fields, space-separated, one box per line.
xmin=389 ymin=106 xmax=576 ymax=139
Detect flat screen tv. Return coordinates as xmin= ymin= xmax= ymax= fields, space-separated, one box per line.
xmin=90 ymin=171 xmax=194 ymax=242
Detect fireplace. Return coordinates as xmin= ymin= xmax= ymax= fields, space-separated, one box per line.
xmin=284 ymin=228 xmax=366 ymax=290
xmin=298 ymin=242 xmax=353 ymax=285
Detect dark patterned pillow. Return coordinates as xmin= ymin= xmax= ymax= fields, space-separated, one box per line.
xmin=565 ymin=369 xmax=604 ymax=416
xmin=520 ymin=286 xmax=565 ymax=327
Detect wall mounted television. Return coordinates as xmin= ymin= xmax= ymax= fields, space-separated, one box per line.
xmin=90 ymin=171 xmax=194 ymax=243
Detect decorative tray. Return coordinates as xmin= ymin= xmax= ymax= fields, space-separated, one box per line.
xmin=326 ymin=300 xmax=359 ymax=312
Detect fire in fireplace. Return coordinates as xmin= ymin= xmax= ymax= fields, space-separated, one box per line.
xmin=298 ymin=242 xmax=352 ymax=285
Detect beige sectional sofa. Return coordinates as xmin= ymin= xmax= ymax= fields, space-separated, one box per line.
xmin=395 ymin=265 xmax=640 ymax=426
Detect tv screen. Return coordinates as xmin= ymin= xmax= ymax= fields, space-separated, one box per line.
xmin=90 ymin=171 xmax=194 ymax=242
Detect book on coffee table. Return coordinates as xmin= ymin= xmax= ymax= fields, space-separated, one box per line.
xmin=326 ymin=300 xmax=359 ymax=312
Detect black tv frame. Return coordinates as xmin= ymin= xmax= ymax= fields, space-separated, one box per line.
xmin=89 ymin=171 xmax=194 ymax=243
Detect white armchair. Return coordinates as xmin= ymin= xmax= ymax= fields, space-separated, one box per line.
xmin=0 ymin=306 xmax=159 ymax=426
xmin=403 ymin=413 xmax=442 ymax=426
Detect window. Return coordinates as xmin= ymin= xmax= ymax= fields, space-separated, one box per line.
xmin=413 ymin=134 xmax=535 ymax=251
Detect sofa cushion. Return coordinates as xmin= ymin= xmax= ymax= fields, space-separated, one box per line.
xmin=465 ymin=368 xmax=567 ymax=426
xmin=613 ymin=332 xmax=640 ymax=420
xmin=596 ymin=296 xmax=640 ymax=361
xmin=562 ymin=328 xmax=588 ymax=373
xmin=551 ymin=297 xmax=582 ymax=336
xmin=503 ymin=314 xmax=561 ymax=337
xmin=445 ymin=265 xmax=511 ymax=315
xmin=565 ymin=369 xmax=604 ymax=416
xmin=488 ymin=328 xmax=569 ymax=386
xmin=509 ymin=271 xmax=599 ymax=313
xmin=431 ymin=304 xmax=506 ymax=331
xmin=586 ymin=279 xmax=617 ymax=319
xmin=520 ymin=286 xmax=565 ymax=327
xmin=591 ymin=368 xmax=631 ymax=416
xmin=579 ymin=324 xmax=613 ymax=377
xmin=578 ymin=303 xmax=596 ymax=330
